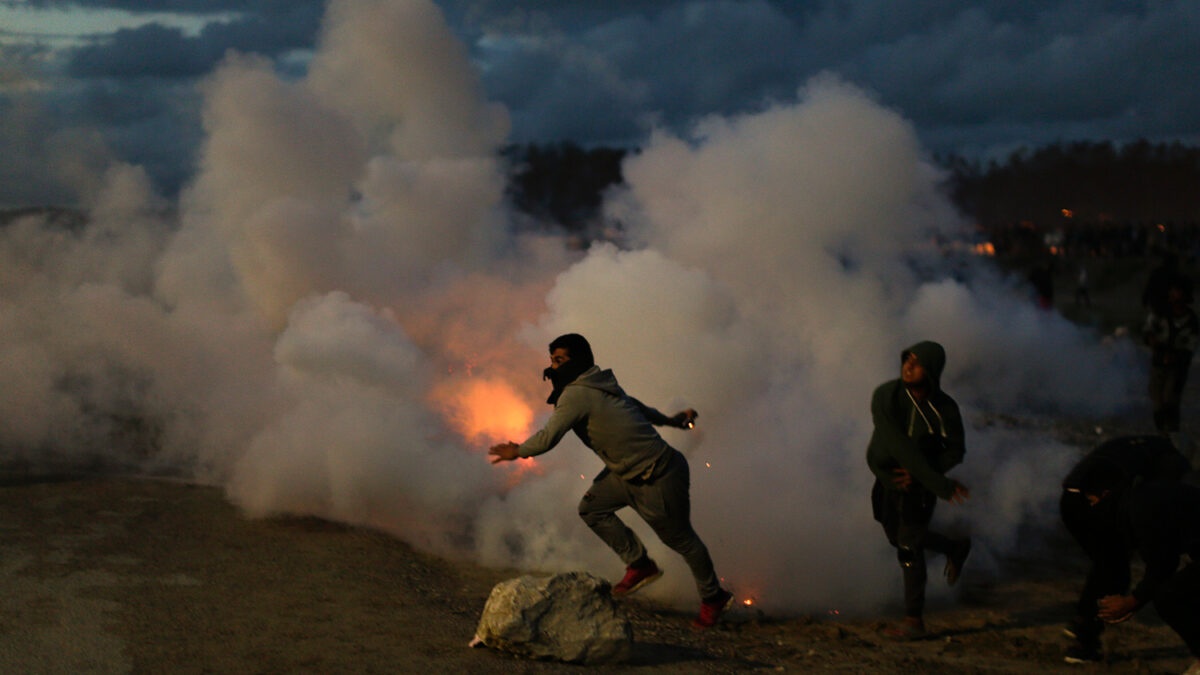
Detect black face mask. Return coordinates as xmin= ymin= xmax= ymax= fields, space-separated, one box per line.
xmin=544 ymin=360 xmax=591 ymax=405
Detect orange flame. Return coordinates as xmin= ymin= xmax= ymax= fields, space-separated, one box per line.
xmin=432 ymin=377 xmax=534 ymax=446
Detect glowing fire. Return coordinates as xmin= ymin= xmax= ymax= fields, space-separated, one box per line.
xmin=972 ymin=242 xmax=995 ymax=256
xmin=743 ymin=598 xmax=754 ymax=606
xmin=432 ymin=377 xmax=534 ymax=446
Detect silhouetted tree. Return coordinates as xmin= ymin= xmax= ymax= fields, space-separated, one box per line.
xmin=503 ymin=142 xmax=627 ymax=231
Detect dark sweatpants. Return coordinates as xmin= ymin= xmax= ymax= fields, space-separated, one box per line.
xmin=1149 ymin=360 xmax=1191 ymax=432
xmin=1154 ymin=563 xmax=1200 ymax=657
xmin=872 ymin=479 xmax=961 ymax=618
xmin=1060 ymin=489 xmax=1132 ymax=644
xmin=578 ymin=450 xmax=722 ymax=600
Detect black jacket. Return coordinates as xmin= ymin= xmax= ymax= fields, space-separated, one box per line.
xmin=866 ymin=341 xmax=965 ymax=499
xmin=1127 ymin=480 xmax=1200 ymax=605
xmin=1062 ymin=435 xmax=1190 ymax=495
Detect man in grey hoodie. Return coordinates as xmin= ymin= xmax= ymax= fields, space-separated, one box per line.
xmin=489 ymin=333 xmax=733 ymax=629
xmin=866 ymin=340 xmax=971 ymax=639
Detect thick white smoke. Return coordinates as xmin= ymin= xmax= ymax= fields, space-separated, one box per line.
xmin=0 ymin=0 xmax=1142 ymax=614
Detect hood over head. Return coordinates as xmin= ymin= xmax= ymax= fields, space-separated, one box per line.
xmin=902 ymin=340 xmax=946 ymax=390
xmin=568 ymin=366 xmax=624 ymax=397
xmin=544 ymin=333 xmax=597 ymax=404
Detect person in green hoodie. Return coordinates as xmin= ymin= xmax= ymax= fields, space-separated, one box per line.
xmin=866 ymin=340 xmax=972 ymax=639
xmin=489 ymin=333 xmax=734 ymax=629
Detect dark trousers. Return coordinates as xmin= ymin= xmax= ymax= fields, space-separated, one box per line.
xmin=872 ymin=480 xmax=960 ymax=618
xmin=1149 ymin=361 xmax=1191 ymax=432
xmin=578 ymin=450 xmax=721 ymax=600
xmin=1154 ymin=563 xmax=1200 ymax=657
xmin=1060 ymin=490 xmax=1132 ymax=643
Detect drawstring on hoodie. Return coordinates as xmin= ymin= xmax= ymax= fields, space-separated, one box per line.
xmin=905 ymin=387 xmax=947 ymax=438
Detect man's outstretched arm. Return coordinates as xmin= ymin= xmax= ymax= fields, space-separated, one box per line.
xmin=630 ymin=397 xmax=698 ymax=428
xmin=489 ymin=391 xmax=586 ymax=463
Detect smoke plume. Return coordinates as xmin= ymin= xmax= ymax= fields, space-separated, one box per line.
xmin=0 ymin=0 xmax=1141 ymax=614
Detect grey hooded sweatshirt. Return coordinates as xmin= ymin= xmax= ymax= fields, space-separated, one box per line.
xmin=517 ymin=366 xmax=678 ymax=480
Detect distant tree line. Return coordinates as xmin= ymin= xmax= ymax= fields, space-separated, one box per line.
xmin=8 ymin=140 xmax=1197 ymax=260
xmin=943 ymin=140 xmax=1200 ymax=228
xmin=505 ymin=139 xmax=1200 ymax=259
xmin=942 ymin=141 xmax=1200 ymax=259
xmin=502 ymin=142 xmax=627 ymax=232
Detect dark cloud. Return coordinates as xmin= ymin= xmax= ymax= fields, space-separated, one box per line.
xmin=4 ymin=0 xmax=1199 ymax=207
xmin=67 ymin=23 xmax=213 ymax=78
xmin=467 ymin=0 xmax=1200 ymax=153
xmin=64 ymin=3 xmax=321 ymax=79
xmin=20 ymin=0 xmax=317 ymax=15
xmin=480 ymin=0 xmax=806 ymax=145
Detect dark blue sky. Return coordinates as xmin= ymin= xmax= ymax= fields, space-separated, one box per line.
xmin=3 ymin=0 xmax=1198 ymax=206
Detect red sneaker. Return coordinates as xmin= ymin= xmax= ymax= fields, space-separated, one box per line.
xmin=612 ymin=560 xmax=662 ymax=596
xmin=691 ymin=589 xmax=734 ymax=629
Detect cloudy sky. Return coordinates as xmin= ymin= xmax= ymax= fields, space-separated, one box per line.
xmin=3 ymin=0 xmax=1199 ymax=206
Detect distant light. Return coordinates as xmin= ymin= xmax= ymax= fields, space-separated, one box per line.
xmin=1061 ymin=209 xmax=1074 ymax=218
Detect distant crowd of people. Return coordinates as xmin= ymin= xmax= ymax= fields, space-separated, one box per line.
xmin=987 ymin=220 xmax=1200 ymax=260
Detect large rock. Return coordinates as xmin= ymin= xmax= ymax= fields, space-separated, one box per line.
xmin=473 ymin=571 xmax=633 ymax=663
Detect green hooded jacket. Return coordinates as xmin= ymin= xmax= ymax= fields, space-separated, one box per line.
xmin=865 ymin=341 xmax=966 ymax=500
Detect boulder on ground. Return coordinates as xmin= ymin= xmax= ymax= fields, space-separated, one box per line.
xmin=472 ymin=571 xmax=633 ymax=663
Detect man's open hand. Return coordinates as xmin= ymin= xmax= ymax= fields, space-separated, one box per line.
xmin=948 ymin=481 xmax=971 ymax=505
xmin=488 ymin=442 xmax=519 ymax=464
xmin=1099 ymin=593 xmax=1132 ymax=619
xmin=1098 ymin=594 xmax=1138 ymax=623
xmin=891 ymin=468 xmax=913 ymax=490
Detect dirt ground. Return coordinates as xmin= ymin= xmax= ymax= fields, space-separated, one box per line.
xmin=1 ymin=259 xmax=1197 ymax=674
xmin=0 ymin=464 xmax=1194 ymax=674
